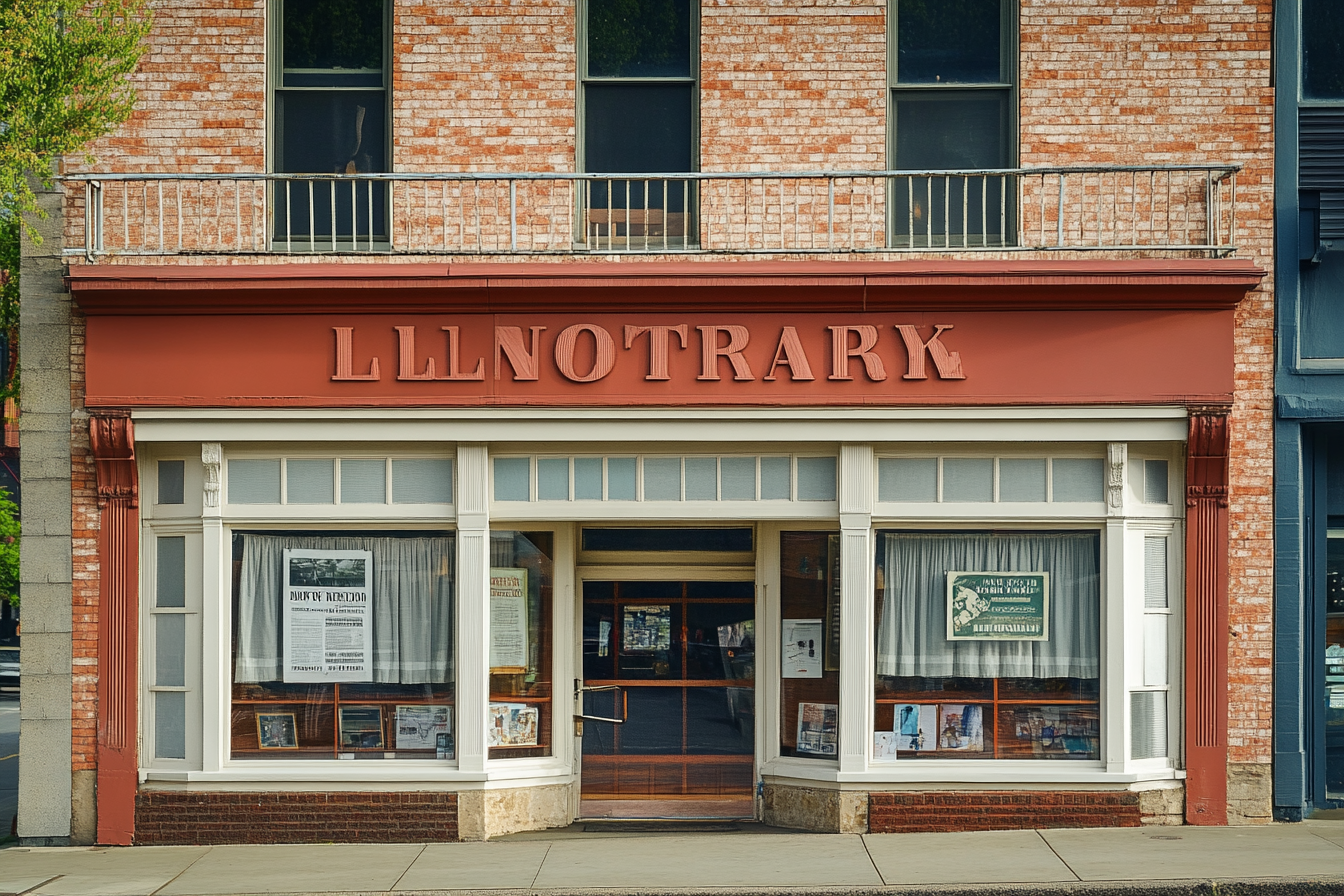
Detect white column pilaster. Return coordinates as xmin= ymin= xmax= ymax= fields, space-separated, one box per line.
xmin=838 ymin=444 xmax=875 ymax=776
xmin=200 ymin=443 xmax=226 ymax=773
xmin=1103 ymin=443 xmax=1130 ymax=773
xmin=456 ymin=444 xmax=490 ymax=775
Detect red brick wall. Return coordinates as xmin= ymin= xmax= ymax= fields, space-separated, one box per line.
xmin=700 ymin=1 xmax=886 ymax=171
xmin=71 ymin=309 xmax=98 ymax=775
xmin=1018 ymin=2 xmax=1276 ymax=771
xmin=868 ymin=791 xmax=1142 ymax=834
xmin=135 ymin=791 xmax=459 ymax=845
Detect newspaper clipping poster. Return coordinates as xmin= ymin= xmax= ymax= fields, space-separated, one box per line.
xmin=489 ymin=568 xmax=529 ymax=673
xmin=282 ymin=548 xmax=374 ymax=683
xmin=782 ymin=618 xmax=823 ymax=678
xmin=947 ymin=571 xmax=1050 ymax=641
xmin=395 ymin=705 xmax=451 ymax=751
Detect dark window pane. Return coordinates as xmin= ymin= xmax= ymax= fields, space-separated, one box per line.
xmin=284 ymin=0 xmax=384 ymax=71
xmin=1304 ymin=0 xmax=1344 ymax=99
xmin=584 ymin=83 xmax=693 ymax=173
xmin=894 ymin=91 xmax=1008 ymax=169
xmin=275 ymin=91 xmax=386 ymax=240
xmin=618 ymin=687 xmax=684 ymax=753
xmin=686 ymin=687 xmax=754 ymax=754
xmin=897 ymin=0 xmax=1001 ymax=84
xmin=277 ymin=91 xmax=385 ymax=174
xmin=581 ymin=527 xmax=751 ymax=552
xmin=588 ymin=0 xmax=692 ymax=78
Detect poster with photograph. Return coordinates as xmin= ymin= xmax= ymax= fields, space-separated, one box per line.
xmin=436 ymin=731 xmax=455 ymax=760
xmin=395 ymin=704 xmax=451 ymax=750
xmin=1009 ymin=706 xmax=1099 ymax=757
xmin=623 ymin=605 xmax=672 ymax=652
xmin=782 ymin=618 xmax=824 ymax=678
xmin=488 ymin=702 xmax=540 ymax=747
xmin=796 ymin=702 xmax=839 ymax=756
xmin=937 ymin=704 xmax=985 ymax=752
xmin=895 ymin=703 xmax=938 ymax=752
xmin=489 ymin=567 xmax=529 ymax=673
xmin=338 ymin=705 xmax=384 ymax=750
xmin=947 ymin=571 xmax=1050 ymax=641
xmin=282 ymin=548 xmax=374 ymax=683
xmin=256 ymin=712 xmax=298 ymax=749
xmin=873 ymin=731 xmax=898 ymax=762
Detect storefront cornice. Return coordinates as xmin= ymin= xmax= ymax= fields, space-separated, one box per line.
xmin=66 ymin=258 xmax=1264 ymax=315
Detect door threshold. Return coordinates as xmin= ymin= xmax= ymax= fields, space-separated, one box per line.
xmin=578 ymin=819 xmax=746 ymax=833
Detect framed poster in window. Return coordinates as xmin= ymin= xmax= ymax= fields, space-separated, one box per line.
xmin=946 ymin=571 xmax=1049 ymax=641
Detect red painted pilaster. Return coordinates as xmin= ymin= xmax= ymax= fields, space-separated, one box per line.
xmin=1184 ymin=407 xmax=1230 ymax=825
xmin=91 ymin=411 xmax=139 ymax=845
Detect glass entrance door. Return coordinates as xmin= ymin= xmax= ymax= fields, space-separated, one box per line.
xmin=579 ymin=580 xmax=755 ymax=818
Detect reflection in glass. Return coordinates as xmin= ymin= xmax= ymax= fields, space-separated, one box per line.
xmin=897 ymin=0 xmax=1001 ymax=84
xmin=587 ymin=0 xmax=692 ymax=78
xmin=779 ymin=532 xmax=841 ymax=759
xmin=489 ymin=532 xmax=555 ymax=759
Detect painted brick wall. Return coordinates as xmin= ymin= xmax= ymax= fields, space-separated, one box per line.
xmin=868 ymin=790 xmax=1142 ymax=833
xmin=70 ymin=311 xmax=97 ymax=778
xmin=700 ymin=1 xmax=886 ymax=171
xmin=135 ymin=791 xmax=459 ymax=845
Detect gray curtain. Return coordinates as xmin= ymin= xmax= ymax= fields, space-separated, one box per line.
xmin=235 ymin=534 xmax=455 ymax=684
xmin=875 ymin=531 xmax=1100 ymax=679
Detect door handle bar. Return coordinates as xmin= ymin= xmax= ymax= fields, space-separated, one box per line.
xmin=574 ymin=681 xmax=627 ymax=724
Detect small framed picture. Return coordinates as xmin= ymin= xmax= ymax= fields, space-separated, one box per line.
xmin=338 ymin=705 xmax=385 ymax=750
xmin=256 ymin=712 xmax=299 ymax=750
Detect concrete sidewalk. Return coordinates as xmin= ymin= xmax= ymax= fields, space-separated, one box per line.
xmin=0 ymin=821 xmax=1342 ymax=896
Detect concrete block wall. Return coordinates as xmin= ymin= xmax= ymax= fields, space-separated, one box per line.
xmin=18 ymin=187 xmax=75 ymax=845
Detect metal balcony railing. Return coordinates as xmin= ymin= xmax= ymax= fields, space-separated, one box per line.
xmin=63 ymin=166 xmax=1239 ymax=260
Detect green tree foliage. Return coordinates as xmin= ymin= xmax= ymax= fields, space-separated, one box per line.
xmin=0 ymin=219 xmax=16 ymax=400
xmin=0 ymin=0 xmax=153 ymax=236
xmin=0 ymin=488 xmax=19 ymax=608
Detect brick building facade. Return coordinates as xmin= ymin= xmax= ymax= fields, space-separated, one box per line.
xmin=19 ymin=0 xmax=1274 ymax=845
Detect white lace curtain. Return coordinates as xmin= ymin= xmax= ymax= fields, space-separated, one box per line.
xmin=234 ymin=534 xmax=455 ymax=684
xmin=875 ymin=531 xmax=1100 ymax=680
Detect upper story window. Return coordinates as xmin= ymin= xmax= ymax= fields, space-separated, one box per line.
xmin=272 ymin=0 xmax=389 ymax=245
xmin=1303 ymin=0 xmax=1344 ymax=100
xmin=580 ymin=0 xmax=697 ymax=248
xmin=890 ymin=0 xmax=1014 ymax=246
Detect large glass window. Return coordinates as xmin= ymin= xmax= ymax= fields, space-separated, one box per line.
xmin=873 ymin=531 xmax=1100 ymax=761
xmin=890 ymin=0 xmax=1013 ymax=247
xmin=489 ymin=531 xmax=555 ymax=759
xmin=230 ymin=532 xmax=455 ymax=760
xmin=581 ymin=0 xmax=696 ymax=247
xmin=779 ymin=532 xmax=841 ymax=760
xmin=1304 ymin=0 xmax=1344 ymax=100
xmin=273 ymin=0 xmax=388 ymax=244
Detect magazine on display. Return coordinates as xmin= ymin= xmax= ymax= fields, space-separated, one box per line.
xmin=394 ymin=704 xmax=451 ymax=751
xmin=796 ymin=702 xmax=838 ymax=756
xmin=338 ymin=705 xmax=385 ymax=750
xmin=937 ymin=704 xmax=985 ymax=752
xmin=488 ymin=702 xmax=539 ymax=747
xmin=282 ymin=548 xmax=374 ymax=683
xmin=895 ymin=703 xmax=938 ymax=752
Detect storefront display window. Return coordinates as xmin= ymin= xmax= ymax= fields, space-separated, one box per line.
xmin=230 ymin=532 xmax=456 ymax=760
xmin=778 ymin=532 xmax=840 ymax=759
xmin=489 ymin=531 xmax=555 ymax=759
xmin=873 ymin=530 xmax=1101 ymax=761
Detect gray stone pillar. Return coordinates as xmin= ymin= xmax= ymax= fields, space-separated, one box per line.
xmin=17 ymin=184 xmax=76 ymax=845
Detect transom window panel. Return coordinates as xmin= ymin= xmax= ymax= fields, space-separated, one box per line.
xmin=231 ymin=532 xmax=456 ymax=761
xmin=226 ymin=458 xmax=453 ymax=506
xmin=493 ymin=456 xmax=836 ymax=503
xmin=878 ymin=456 xmax=1104 ymax=504
xmin=873 ymin=530 xmax=1101 ymax=762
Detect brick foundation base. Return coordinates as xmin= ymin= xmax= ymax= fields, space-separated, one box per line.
xmin=868 ymin=790 xmax=1142 ymax=833
xmin=134 ymin=791 xmax=459 ymax=844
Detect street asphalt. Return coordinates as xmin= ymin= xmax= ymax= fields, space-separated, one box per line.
xmin=0 ymin=820 xmax=1341 ymax=896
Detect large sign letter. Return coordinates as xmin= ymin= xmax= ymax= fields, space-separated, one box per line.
xmin=894 ymin=324 xmax=966 ymax=380
xmin=763 ymin=327 xmax=816 ymax=382
xmin=697 ymin=325 xmax=754 ymax=381
xmin=828 ymin=325 xmax=887 ymax=381
xmin=624 ymin=324 xmax=689 ymax=381
xmin=495 ymin=326 xmax=546 ymax=381
xmin=555 ymin=323 xmax=616 ymax=383
xmin=331 ymin=327 xmax=380 ymax=381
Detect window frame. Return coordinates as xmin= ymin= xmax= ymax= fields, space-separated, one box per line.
xmin=576 ymin=0 xmax=701 ymax=247
xmin=266 ymin=0 xmax=393 ymax=247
